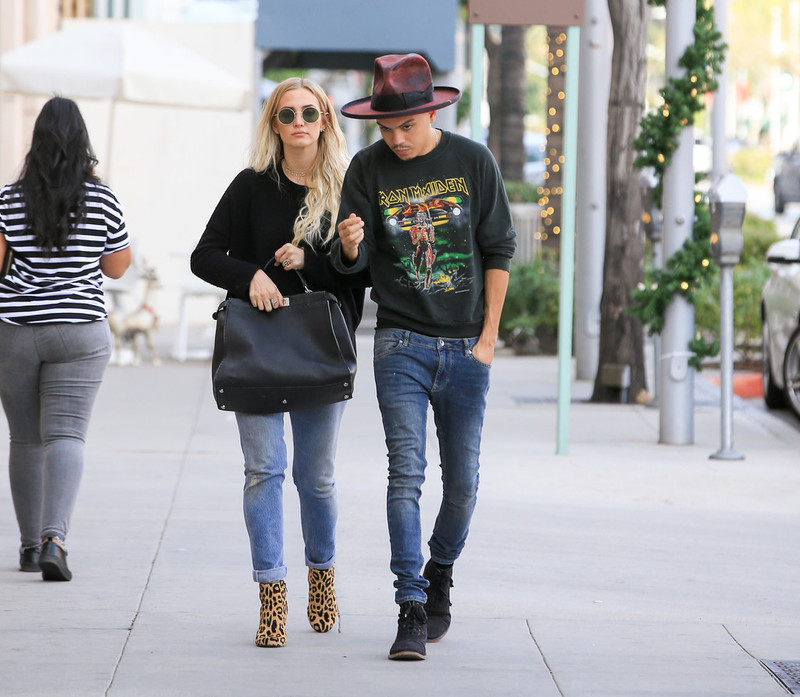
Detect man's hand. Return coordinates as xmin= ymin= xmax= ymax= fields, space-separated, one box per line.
xmin=471 ymin=337 xmax=495 ymax=365
xmin=338 ymin=213 xmax=365 ymax=262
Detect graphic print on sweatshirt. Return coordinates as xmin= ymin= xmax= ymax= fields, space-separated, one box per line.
xmin=378 ymin=176 xmax=473 ymax=294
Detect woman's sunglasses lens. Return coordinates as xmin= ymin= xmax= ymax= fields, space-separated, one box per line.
xmin=277 ymin=108 xmax=294 ymax=124
xmin=302 ymin=107 xmax=320 ymax=123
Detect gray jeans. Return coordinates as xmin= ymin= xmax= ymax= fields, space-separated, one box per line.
xmin=0 ymin=320 xmax=111 ymax=547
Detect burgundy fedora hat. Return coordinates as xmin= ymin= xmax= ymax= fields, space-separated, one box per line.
xmin=341 ymin=53 xmax=461 ymax=120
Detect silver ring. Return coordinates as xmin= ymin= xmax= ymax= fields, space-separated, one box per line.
xmin=282 ymin=260 xmax=290 ymax=267
xmin=270 ymin=299 xmax=278 ymax=305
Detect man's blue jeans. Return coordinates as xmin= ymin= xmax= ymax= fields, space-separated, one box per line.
xmin=373 ymin=328 xmax=491 ymax=605
xmin=236 ymin=401 xmax=345 ymax=583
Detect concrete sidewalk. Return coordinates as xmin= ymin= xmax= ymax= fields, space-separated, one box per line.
xmin=2 ymin=331 xmax=800 ymax=696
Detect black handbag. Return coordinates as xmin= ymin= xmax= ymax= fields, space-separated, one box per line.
xmin=210 ymin=262 xmax=357 ymax=414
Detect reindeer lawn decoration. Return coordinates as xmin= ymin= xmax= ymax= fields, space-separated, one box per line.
xmin=107 ymin=261 xmax=161 ymax=365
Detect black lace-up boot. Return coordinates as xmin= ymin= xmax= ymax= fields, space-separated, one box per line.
xmin=388 ymin=601 xmax=427 ymax=660
xmin=423 ymin=559 xmax=453 ymax=642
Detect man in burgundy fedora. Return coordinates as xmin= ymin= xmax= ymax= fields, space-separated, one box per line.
xmin=332 ymin=53 xmax=516 ymax=660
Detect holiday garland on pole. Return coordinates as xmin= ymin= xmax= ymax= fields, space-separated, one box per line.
xmin=630 ymin=0 xmax=726 ymax=369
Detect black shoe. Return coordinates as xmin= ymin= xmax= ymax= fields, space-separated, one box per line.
xmin=19 ymin=546 xmax=40 ymax=572
xmin=388 ymin=601 xmax=427 ymax=660
xmin=423 ymin=560 xmax=453 ymax=642
xmin=39 ymin=537 xmax=72 ymax=582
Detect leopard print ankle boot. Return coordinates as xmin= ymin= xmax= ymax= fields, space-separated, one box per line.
xmin=307 ymin=565 xmax=337 ymax=633
xmin=256 ymin=580 xmax=287 ymax=647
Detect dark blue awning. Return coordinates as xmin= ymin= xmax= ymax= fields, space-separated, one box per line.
xmin=255 ymin=0 xmax=458 ymax=73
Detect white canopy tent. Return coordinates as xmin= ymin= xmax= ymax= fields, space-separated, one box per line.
xmin=0 ymin=20 xmax=255 ymax=328
xmin=0 ymin=21 xmax=251 ymax=177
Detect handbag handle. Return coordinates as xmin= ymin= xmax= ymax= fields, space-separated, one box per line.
xmin=263 ymin=255 xmax=312 ymax=294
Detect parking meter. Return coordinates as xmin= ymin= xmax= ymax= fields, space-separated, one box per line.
xmin=708 ymin=173 xmax=746 ymax=266
xmin=707 ymin=172 xmax=746 ymax=461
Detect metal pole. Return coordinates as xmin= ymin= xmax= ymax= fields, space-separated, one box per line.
xmin=574 ymin=0 xmax=611 ymax=381
xmin=556 ymin=25 xmax=580 ymax=455
xmin=470 ymin=23 xmax=484 ymax=142
xmin=711 ymin=0 xmax=728 ymax=179
xmin=659 ymin=0 xmax=696 ymax=445
xmin=710 ymin=263 xmax=743 ymax=459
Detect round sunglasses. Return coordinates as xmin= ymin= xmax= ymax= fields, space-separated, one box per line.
xmin=275 ymin=106 xmax=325 ymax=125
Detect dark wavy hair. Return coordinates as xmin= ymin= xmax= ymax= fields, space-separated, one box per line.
xmin=18 ymin=97 xmax=100 ymax=252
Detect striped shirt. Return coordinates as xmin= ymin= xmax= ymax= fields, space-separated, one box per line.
xmin=0 ymin=181 xmax=129 ymax=325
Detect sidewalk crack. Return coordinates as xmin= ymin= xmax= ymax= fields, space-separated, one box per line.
xmin=527 ymin=619 xmax=566 ymax=697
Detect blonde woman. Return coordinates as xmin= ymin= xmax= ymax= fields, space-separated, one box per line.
xmin=191 ymin=78 xmax=369 ymax=647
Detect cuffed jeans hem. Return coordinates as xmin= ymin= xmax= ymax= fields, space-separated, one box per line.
xmin=252 ymin=566 xmax=287 ymax=583
xmin=306 ymin=556 xmax=335 ymax=571
xmin=395 ymin=592 xmax=428 ymax=606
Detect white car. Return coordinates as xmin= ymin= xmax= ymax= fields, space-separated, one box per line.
xmin=762 ymin=218 xmax=800 ymax=417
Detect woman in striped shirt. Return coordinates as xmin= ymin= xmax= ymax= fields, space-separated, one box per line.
xmin=0 ymin=97 xmax=131 ymax=581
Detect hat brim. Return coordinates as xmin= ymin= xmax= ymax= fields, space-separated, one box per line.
xmin=340 ymin=87 xmax=461 ymax=120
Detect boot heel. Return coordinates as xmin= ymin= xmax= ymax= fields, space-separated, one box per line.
xmin=39 ymin=537 xmax=72 ymax=582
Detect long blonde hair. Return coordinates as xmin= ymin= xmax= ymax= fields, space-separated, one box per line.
xmin=250 ymin=77 xmax=349 ymax=247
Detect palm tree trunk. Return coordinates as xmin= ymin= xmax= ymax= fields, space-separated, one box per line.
xmin=591 ymin=0 xmax=649 ymax=403
xmin=486 ymin=25 xmax=527 ymax=180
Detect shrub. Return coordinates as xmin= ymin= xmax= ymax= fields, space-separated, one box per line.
xmin=500 ymin=250 xmax=560 ymax=352
xmin=504 ymin=180 xmax=540 ymax=204
xmin=741 ymin=212 xmax=779 ymax=263
xmin=730 ymin=146 xmax=773 ymax=184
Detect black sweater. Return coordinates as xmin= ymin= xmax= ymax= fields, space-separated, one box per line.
xmin=191 ymin=167 xmax=369 ymax=340
xmin=331 ymin=131 xmax=515 ymax=338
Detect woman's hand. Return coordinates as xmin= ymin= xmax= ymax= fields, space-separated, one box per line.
xmin=249 ymin=269 xmax=284 ymax=312
xmin=274 ymin=243 xmax=305 ymax=271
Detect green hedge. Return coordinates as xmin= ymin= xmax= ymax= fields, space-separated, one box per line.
xmin=730 ymin=146 xmax=773 ymax=184
xmin=500 ymin=249 xmax=560 ymax=352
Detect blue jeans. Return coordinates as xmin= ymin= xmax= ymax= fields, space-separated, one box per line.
xmin=0 ymin=320 xmax=112 ymax=547
xmin=236 ymin=401 xmax=345 ymax=583
xmin=373 ymin=329 xmax=491 ymax=605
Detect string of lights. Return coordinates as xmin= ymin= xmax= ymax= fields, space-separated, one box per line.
xmin=539 ymin=28 xmax=568 ymax=245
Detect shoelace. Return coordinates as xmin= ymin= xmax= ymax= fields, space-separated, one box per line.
xmin=399 ymin=605 xmax=427 ymax=636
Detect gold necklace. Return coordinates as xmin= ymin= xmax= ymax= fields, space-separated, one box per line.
xmin=283 ymin=162 xmax=306 ymax=178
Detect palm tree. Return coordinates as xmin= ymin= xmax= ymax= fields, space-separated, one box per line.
xmin=590 ymin=0 xmax=649 ymax=403
xmin=486 ymin=24 xmax=527 ymax=181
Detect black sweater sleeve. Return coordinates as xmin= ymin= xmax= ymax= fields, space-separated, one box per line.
xmin=190 ymin=171 xmax=262 ymax=300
